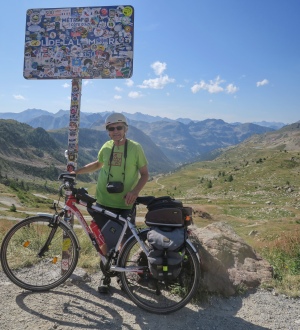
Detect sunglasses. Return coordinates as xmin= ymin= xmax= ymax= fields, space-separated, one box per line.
xmin=107 ymin=125 xmax=124 ymax=131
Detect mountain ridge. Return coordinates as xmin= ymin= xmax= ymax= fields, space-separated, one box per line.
xmin=0 ymin=109 xmax=288 ymax=129
xmin=0 ymin=109 xmax=285 ymax=165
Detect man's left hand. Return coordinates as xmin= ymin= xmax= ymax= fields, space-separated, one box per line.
xmin=124 ymin=191 xmax=138 ymax=205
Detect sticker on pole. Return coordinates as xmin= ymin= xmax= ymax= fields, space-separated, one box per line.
xmin=24 ymin=6 xmax=134 ymax=80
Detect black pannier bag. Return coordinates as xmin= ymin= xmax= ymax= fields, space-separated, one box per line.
xmin=145 ymin=208 xmax=183 ymax=227
xmin=145 ymin=196 xmax=193 ymax=227
xmin=144 ymin=196 xmax=193 ymax=280
xmin=147 ymin=226 xmax=185 ymax=280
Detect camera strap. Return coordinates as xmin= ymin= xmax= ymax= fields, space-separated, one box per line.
xmin=107 ymin=139 xmax=128 ymax=184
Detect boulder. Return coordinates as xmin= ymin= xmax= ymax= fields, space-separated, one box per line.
xmin=190 ymin=222 xmax=273 ymax=296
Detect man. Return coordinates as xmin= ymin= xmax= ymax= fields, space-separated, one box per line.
xmin=73 ymin=113 xmax=149 ymax=292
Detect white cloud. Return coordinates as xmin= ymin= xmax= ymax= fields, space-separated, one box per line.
xmin=226 ymin=83 xmax=239 ymax=94
xmin=62 ymin=83 xmax=70 ymax=88
xmin=128 ymin=91 xmax=142 ymax=98
xmin=191 ymin=76 xmax=238 ymax=95
xmin=13 ymin=94 xmax=25 ymax=100
xmin=138 ymin=75 xmax=175 ymax=89
xmin=115 ymin=86 xmax=123 ymax=92
xmin=191 ymin=76 xmax=224 ymax=94
xmin=151 ymin=61 xmax=167 ymax=75
xmin=125 ymin=79 xmax=134 ymax=87
xmin=256 ymin=79 xmax=269 ymax=87
xmin=114 ymin=95 xmax=122 ymax=100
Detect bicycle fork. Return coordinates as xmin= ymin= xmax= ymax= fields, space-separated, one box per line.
xmin=37 ymin=215 xmax=60 ymax=258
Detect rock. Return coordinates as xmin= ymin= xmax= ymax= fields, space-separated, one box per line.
xmin=193 ymin=208 xmax=213 ymax=220
xmin=190 ymin=222 xmax=273 ymax=297
xmin=249 ymin=230 xmax=258 ymax=236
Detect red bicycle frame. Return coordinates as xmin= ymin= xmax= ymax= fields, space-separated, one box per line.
xmin=63 ymin=190 xmax=107 ymax=262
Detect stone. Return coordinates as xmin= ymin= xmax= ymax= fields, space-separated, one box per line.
xmin=189 ymin=222 xmax=273 ymax=296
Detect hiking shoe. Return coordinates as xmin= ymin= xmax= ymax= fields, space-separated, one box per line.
xmin=98 ymin=276 xmax=111 ymax=294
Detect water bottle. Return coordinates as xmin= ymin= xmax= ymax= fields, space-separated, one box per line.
xmin=90 ymin=220 xmax=107 ymax=255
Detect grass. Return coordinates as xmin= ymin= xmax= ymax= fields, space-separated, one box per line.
xmin=259 ymin=231 xmax=300 ymax=297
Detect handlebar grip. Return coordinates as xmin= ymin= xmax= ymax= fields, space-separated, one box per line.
xmin=58 ymin=172 xmax=76 ymax=181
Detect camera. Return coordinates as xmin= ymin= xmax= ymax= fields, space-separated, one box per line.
xmin=106 ymin=181 xmax=124 ymax=193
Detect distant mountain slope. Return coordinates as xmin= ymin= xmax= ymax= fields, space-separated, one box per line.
xmin=0 ymin=109 xmax=294 ymax=165
xmin=0 ymin=120 xmax=65 ymax=180
xmin=0 ymin=109 xmax=288 ymax=130
xmin=0 ymin=120 xmax=174 ymax=182
xmin=48 ymin=125 xmax=174 ymax=174
xmin=0 ymin=109 xmax=52 ymax=122
xmin=0 ymin=118 xmax=298 ymax=187
xmin=252 ymin=121 xmax=288 ymax=129
xmin=241 ymin=121 xmax=300 ymax=151
xmin=132 ymin=118 xmax=275 ymax=163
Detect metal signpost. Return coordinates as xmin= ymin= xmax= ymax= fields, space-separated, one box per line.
xmin=23 ymin=5 xmax=134 ymax=272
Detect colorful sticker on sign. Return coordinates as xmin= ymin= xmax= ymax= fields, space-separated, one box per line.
xmin=24 ymin=6 xmax=134 ymax=80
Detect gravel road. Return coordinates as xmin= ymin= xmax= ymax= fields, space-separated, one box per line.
xmin=1 ymin=270 xmax=300 ymax=330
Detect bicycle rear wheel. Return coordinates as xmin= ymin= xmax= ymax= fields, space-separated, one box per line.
xmin=119 ymin=230 xmax=200 ymax=314
xmin=0 ymin=216 xmax=79 ymax=291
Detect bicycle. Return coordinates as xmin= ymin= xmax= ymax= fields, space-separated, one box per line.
xmin=0 ymin=173 xmax=201 ymax=314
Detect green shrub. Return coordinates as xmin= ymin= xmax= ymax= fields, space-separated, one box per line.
xmin=9 ymin=204 xmax=16 ymax=212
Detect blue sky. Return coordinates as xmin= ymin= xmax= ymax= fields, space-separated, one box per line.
xmin=0 ymin=0 xmax=299 ymax=124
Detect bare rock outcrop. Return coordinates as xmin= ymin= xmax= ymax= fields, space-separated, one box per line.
xmin=190 ymin=222 xmax=273 ymax=296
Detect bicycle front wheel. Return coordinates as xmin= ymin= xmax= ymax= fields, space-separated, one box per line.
xmin=0 ymin=216 xmax=79 ymax=291
xmin=119 ymin=230 xmax=200 ymax=314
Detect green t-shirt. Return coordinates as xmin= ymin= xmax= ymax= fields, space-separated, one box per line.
xmin=96 ymin=139 xmax=148 ymax=209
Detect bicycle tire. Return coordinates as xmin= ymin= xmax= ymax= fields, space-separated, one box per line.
xmin=0 ymin=216 xmax=79 ymax=291
xmin=118 ymin=229 xmax=200 ymax=314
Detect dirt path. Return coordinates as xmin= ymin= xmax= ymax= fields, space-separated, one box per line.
xmin=1 ymin=269 xmax=300 ymax=330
